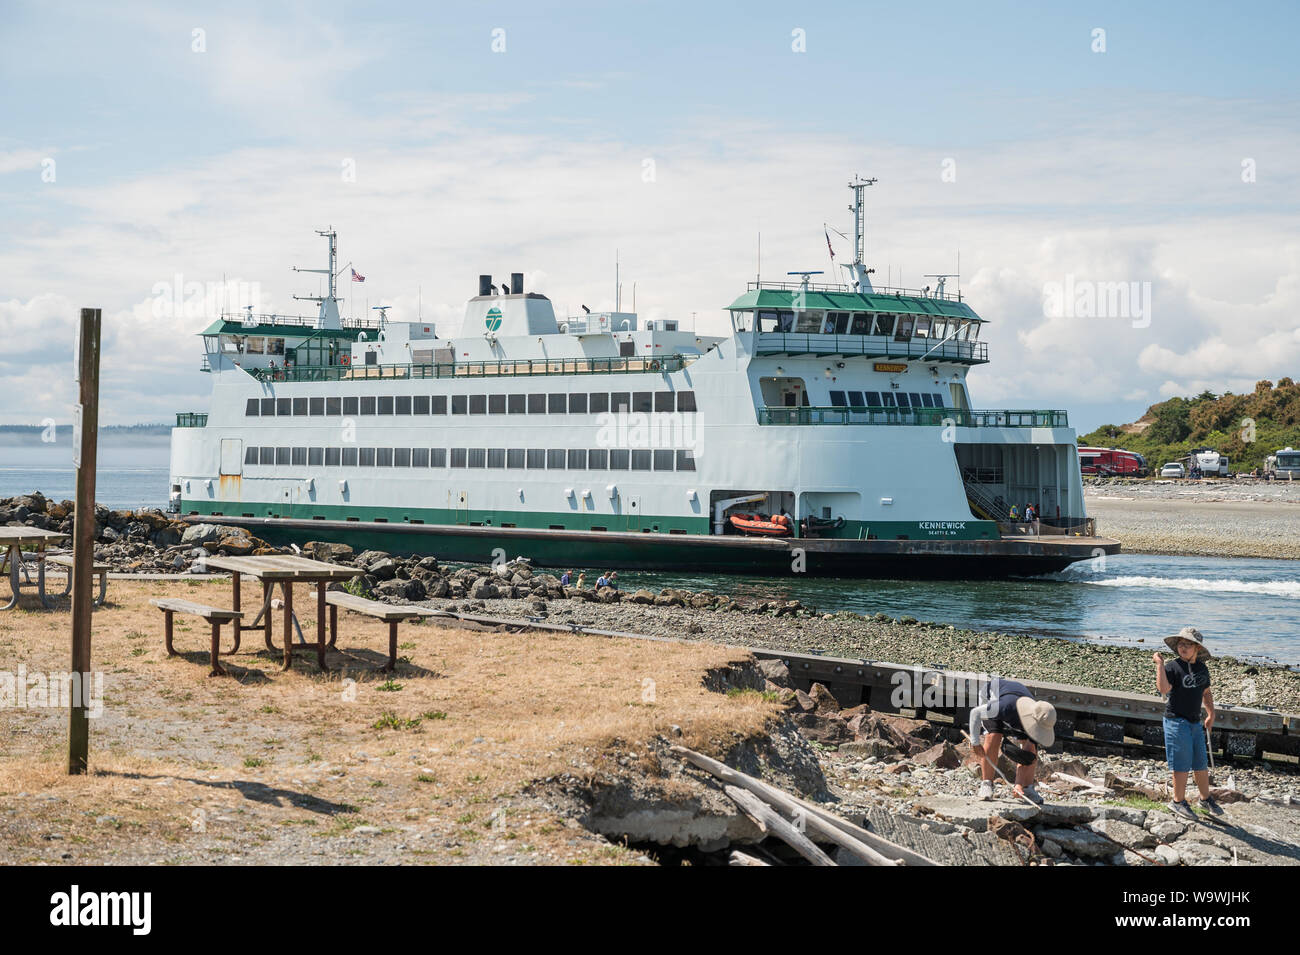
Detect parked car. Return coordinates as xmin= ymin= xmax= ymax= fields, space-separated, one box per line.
xmin=1160 ymin=462 xmax=1187 ymax=478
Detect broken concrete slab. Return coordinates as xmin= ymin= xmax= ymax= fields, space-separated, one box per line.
xmin=1088 ymin=818 xmax=1156 ymax=849
xmin=1038 ymin=827 xmax=1115 ymax=859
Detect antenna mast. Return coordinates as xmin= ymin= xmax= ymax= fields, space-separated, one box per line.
xmin=842 ymin=176 xmax=878 ymax=292
xmin=291 ymin=227 xmax=342 ymax=328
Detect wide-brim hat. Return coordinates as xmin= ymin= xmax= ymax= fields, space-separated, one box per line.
xmin=1014 ymin=698 xmax=1057 ymax=748
xmin=1164 ymin=626 xmax=1211 ymax=662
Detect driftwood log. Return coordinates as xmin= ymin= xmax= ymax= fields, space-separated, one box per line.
xmin=725 ymin=786 xmax=837 ymax=866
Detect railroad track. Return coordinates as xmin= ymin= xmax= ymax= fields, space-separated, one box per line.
xmin=422 ymin=608 xmax=1300 ymax=764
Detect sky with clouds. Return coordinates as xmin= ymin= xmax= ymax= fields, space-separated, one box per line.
xmin=1 ymin=0 xmax=1297 ymax=431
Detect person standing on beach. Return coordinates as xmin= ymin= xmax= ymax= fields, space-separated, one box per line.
xmin=560 ymin=570 xmax=572 ymax=587
xmin=1154 ymin=627 xmax=1223 ymax=818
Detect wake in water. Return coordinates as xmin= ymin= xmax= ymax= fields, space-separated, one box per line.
xmin=1079 ymin=575 xmax=1300 ymax=598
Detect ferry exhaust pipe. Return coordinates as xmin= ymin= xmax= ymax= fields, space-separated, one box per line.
xmin=511 ymin=272 xmax=523 ymax=295
xmin=478 ymin=274 xmax=493 ymax=296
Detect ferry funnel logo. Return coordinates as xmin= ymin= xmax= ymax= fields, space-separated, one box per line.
xmin=484 ymin=307 xmax=503 ymax=332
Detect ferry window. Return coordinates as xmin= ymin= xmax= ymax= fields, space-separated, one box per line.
xmin=360 ymin=448 xmax=376 ymax=467
xmin=245 ymin=337 xmax=264 ymax=354
xmin=633 ymin=392 xmax=654 ymax=413
xmin=914 ymin=317 xmax=932 ymax=338
xmin=610 ymin=449 xmax=630 ymax=469
xmin=568 ymin=393 xmax=588 ymax=413
xmin=245 ymin=446 xmax=258 ymax=464
xmin=654 ymin=392 xmax=674 ymax=412
xmin=507 ymin=394 xmax=526 ymax=414
xmin=880 ymin=392 xmax=896 ymax=408
xmin=276 ymin=398 xmax=291 ymax=416
xmin=326 ymin=448 xmax=341 ymax=466
xmin=589 ymin=392 xmax=610 ymax=413
xmin=360 ymin=396 xmax=377 ymax=415
xmin=413 ymin=395 xmax=429 ymax=414
xmin=548 ymin=393 xmax=567 ymax=414
xmin=895 ymin=316 xmax=914 ymax=340
xmin=677 ymin=391 xmax=696 ymax=412
xmin=794 ymin=310 xmax=821 ymax=334
xmin=919 ymin=394 xmax=934 ymax=408
xmin=588 ymin=449 xmax=608 ymax=469
xmin=245 ymin=398 xmax=259 ymax=416
xmin=327 ymin=397 xmax=342 ymax=416
xmin=261 ymin=398 xmax=275 ymax=416
xmin=467 ymin=449 xmax=486 ymax=468
xmin=850 ymin=314 xmax=871 ymax=335
xmin=452 ymin=395 xmax=468 ymax=414
xmin=268 ymin=338 xmax=285 ymax=355
xmin=343 ymin=396 xmax=359 ymax=415
xmin=292 ymin=398 xmax=307 ymax=416
xmin=309 ymin=447 xmax=324 ymax=466
xmin=896 ymin=393 xmax=910 ymax=409
xmin=546 ymin=449 xmax=566 ymax=469
xmin=412 ymin=448 xmax=429 ymax=467
xmin=450 ymin=448 xmax=467 ymax=468
xmin=526 ymin=449 xmax=545 ymax=469
xmin=909 ymin=392 xmax=924 ymax=407
xmin=488 ymin=448 xmax=506 ymax=468
xmin=829 ymin=391 xmax=847 ymax=407
xmin=506 ymin=449 xmax=525 ymax=469
xmin=834 ymin=312 xmax=851 ymax=334
xmin=275 ymin=447 xmax=290 ymax=466
xmin=631 ymin=450 xmax=652 ymax=471
xmin=864 ymin=391 xmax=881 ymax=406
xmin=395 ymin=396 xmax=412 ymax=415
xmin=757 ymin=310 xmax=779 ymax=332
xmin=430 ymin=396 xmax=447 ymax=414
xmin=469 ymin=394 xmax=487 ymax=415
xmin=259 ymin=447 xmax=274 ymax=465
xmin=934 ymin=393 xmax=946 ymax=407
xmin=528 ymin=393 xmax=546 ymax=414
xmin=611 ymin=392 xmax=631 ymax=412
xmin=342 ymin=447 xmax=358 ymax=466
xmin=394 ymin=448 xmax=411 ymax=467
xmin=376 ymin=396 xmax=393 ymax=415
xmin=567 ymin=449 xmax=587 ymax=469
xmin=676 ymin=450 xmax=696 ymax=471
xmin=488 ymin=394 xmax=506 ymax=414
xmin=872 ymin=314 xmax=896 ymax=336
xmin=777 ymin=310 xmax=796 ymax=332
xmin=429 ymin=448 xmax=446 ymax=467
xmin=653 ymin=450 xmax=674 ymax=471
xmin=848 ymin=391 xmax=865 ymax=407
xmin=619 ymin=341 xmax=635 ymax=357
xmin=931 ymin=319 xmax=948 ymax=339
xmin=309 ymin=397 xmax=324 ymax=416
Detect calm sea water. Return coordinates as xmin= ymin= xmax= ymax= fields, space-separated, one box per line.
xmin=3 ymin=445 xmax=1297 ymax=664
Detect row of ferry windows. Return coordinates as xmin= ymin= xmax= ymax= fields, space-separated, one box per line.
xmin=829 ymin=390 xmax=949 ymax=409
xmin=243 ymin=446 xmax=697 ymax=471
xmin=244 ymin=391 xmax=697 ymax=418
xmin=754 ymin=310 xmax=980 ymax=340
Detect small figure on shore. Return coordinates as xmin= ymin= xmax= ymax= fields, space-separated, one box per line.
xmin=606 ymin=571 xmax=619 ymax=591
xmin=595 ymin=573 xmax=608 ymax=589
xmin=968 ymin=679 xmax=1057 ymax=804
xmin=560 ymin=570 xmax=572 ymax=587
xmin=1008 ymin=504 xmax=1020 ymax=521
xmin=1024 ymin=502 xmax=1037 ymax=523
xmin=1154 ymin=626 xmax=1222 ymax=819
xmin=575 ymin=572 xmax=586 ymax=590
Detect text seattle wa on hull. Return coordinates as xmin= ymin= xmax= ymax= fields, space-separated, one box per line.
xmin=169 ymin=179 xmax=1117 ymax=577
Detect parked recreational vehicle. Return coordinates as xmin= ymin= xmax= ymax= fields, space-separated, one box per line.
xmin=1265 ymin=448 xmax=1300 ymax=480
xmin=1078 ymin=446 xmax=1149 ymax=477
xmin=1183 ymin=448 xmax=1229 ymax=478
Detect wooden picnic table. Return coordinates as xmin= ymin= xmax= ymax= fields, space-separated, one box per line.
xmin=202 ymin=554 xmax=357 ymax=671
xmin=0 ymin=527 xmax=68 ymax=610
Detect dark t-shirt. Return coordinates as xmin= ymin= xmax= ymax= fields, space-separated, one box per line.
xmin=981 ymin=679 xmax=1035 ymax=739
xmin=1164 ymin=659 xmax=1211 ymax=722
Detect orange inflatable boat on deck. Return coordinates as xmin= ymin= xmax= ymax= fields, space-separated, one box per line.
xmin=728 ymin=513 xmax=794 ymax=537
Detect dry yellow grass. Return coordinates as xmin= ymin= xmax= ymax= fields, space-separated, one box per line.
xmin=0 ymin=578 xmax=778 ymax=864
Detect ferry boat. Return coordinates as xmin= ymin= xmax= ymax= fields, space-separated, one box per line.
xmin=169 ymin=179 xmax=1118 ymax=577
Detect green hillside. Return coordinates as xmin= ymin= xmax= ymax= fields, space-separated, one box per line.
xmin=1080 ymin=379 xmax=1300 ymax=473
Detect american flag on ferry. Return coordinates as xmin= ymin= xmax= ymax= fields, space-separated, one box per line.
xmin=351 ymin=268 xmax=366 ymax=283
xmin=824 ymin=227 xmax=835 ymax=259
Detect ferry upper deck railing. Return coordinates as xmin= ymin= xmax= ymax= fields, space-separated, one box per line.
xmin=175 ymin=412 xmax=208 ymax=428
xmin=755 ymin=333 xmax=987 ymax=363
xmin=747 ymin=280 xmax=963 ymax=302
xmin=215 ymin=311 xmax=384 ymax=330
xmin=757 ymin=406 xmax=1069 ymax=428
xmin=247 ymin=354 xmax=689 ymax=384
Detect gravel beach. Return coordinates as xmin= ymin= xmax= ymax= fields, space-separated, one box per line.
xmin=1085 ymin=479 xmax=1300 ymax=559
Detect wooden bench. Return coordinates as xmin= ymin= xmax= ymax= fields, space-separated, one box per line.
xmin=47 ymin=554 xmax=110 ymax=607
xmin=325 ymin=591 xmax=430 ymax=671
xmin=151 ymin=598 xmax=243 ymax=676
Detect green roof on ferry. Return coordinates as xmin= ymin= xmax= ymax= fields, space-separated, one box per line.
xmin=727 ymin=288 xmax=980 ymax=319
xmin=199 ymin=319 xmax=372 ymax=340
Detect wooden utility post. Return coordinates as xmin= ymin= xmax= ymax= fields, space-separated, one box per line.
xmin=69 ymin=307 xmax=101 ymax=774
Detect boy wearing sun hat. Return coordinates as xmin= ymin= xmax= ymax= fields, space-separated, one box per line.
xmin=1154 ymin=626 xmax=1222 ymax=819
xmin=968 ymin=679 xmax=1058 ymax=804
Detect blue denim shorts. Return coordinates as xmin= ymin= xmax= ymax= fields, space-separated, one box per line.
xmin=1164 ymin=716 xmax=1207 ymax=773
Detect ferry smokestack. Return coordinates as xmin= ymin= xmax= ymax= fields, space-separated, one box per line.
xmin=478 ymin=274 xmax=493 ymax=296
xmin=510 ymin=272 xmax=524 ymax=295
